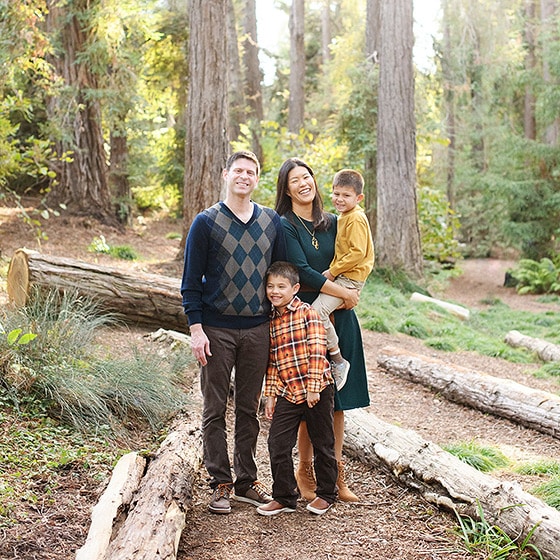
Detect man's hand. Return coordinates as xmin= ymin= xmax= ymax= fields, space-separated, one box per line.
xmin=189 ymin=323 xmax=212 ymax=366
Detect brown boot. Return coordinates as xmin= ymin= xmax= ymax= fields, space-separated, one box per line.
xmin=337 ymin=461 xmax=359 ymax=502
xmin=295 ymin=460 xmax=316 ymax=501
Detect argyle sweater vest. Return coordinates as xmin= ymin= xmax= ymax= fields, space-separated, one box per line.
xmin=181 ymin=202 xmax=286 ymax=329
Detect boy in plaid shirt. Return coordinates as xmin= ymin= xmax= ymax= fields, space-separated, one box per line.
xmin=257 ymin=261 xmax=338 ymax=516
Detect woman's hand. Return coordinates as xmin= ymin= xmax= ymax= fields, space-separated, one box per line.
xmin=341 ymin=287 xmax=359 ymax=309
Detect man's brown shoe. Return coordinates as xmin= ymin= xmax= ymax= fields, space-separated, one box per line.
xmin=256 ymin=499 xmax=296 ymax=516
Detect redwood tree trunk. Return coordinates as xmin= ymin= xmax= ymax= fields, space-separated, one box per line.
xmin=243 ymin=0 xmax=263 ymax=162
xmin=288 ymin=0 xmax=305 ymax=134
xmin=375 ymin=0 xmax=422 ymax=277
xmin=45 ymin=0 xmax=115 ymax=225
xmin=181 ymin=0 xmax=229 ymax=248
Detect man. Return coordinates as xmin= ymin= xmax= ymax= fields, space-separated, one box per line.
xmin=181 ymin=150 xmax=287 ymax=514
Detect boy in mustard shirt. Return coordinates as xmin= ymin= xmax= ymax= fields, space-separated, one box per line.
xmin=312 ymin=169 xmax=375 ymax=390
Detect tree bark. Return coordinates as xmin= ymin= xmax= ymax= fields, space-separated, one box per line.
xmin=523 ymin=0 xmax=537 ymax=141
xmin=75 ymin=452 xmax=147 ymax=560
xmin=505 ymin=330 xmax=560 ymax=362
xmin=377 ymin=345 xmax=560 ymax=439
xmin=45 ymin=0 xmax=116 ymax=225
xmin=242 ymin=0 xmax=264 ymax=162
xmin=227 ymin=0 xmax=245 ymax=142
xmin=288 ymin=0 xmax=305 ymax=134
xmin=104 ymin=417 xmax=202 ymax=560
xmin=375 ymin=0 xmax=423 ymax=278
xmin=181 ymin=0 xmax=229 ymax=249
xmin=76 ymin=415 xmax=202 ymax=560
xmin=344 ymin=408 xmax=560 ymax=560
xmin=6 ymin=249 xmax=188 ymax=333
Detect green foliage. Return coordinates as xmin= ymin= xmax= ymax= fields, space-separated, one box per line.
xmin=443 ymin=440 xmax=509 ymax=472
xmin=0 ymin=288 xmax=189 ymax=435
xmin=509 ymin=258 xmax=560 ymax=295
xmin=454 ymin=502 xmax=543 ymax=560
xmin=515 ymin=460 xmax=560 ymax=477
xmin=88 ymin=235 xmax=138 ymax=260
xmin=417 ymin=187 xmax=462 ymax=264
xmin=239 ymin=121 xmax=349 ymax=210
xmin=358 ymin=271 xmax=560 ymax=373
xmin=0 ymin=405 xmax=123 ymax=527
xmin=532 ymin=476 xmax=560 ymax=510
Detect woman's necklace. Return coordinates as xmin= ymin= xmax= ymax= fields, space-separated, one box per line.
xmin=295 ymin=213 xmax=319 ymax=250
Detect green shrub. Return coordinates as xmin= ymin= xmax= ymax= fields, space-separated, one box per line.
xmin=509 ymin=257 xmax=560 ymax=294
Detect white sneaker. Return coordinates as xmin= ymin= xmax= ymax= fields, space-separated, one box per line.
xmin=330 ymin=359 xmax=350 ymax=391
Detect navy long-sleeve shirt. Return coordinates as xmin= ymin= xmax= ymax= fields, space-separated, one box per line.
xmin=181 ymin=201 xmax=287 ymax=329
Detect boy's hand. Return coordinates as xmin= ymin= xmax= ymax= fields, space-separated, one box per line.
xmin=307 ymin=392 xmax=320 ymax=408
xmin=322 ymin=270 xmax=335 ymax=282
xmin=264 ymin=396 xmax=276 ymax=420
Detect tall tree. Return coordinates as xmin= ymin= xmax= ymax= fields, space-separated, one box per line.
xmin=288 ymin=0 xmax=305 ymax=133
xmin=364 ymin=0 xmax=380 ymax=232
xmin=540 ymin=0 xmax=558 ymax=145
xmin=442 ymin=0 xmax=457 ymax=212
xmin=523 ymin=0 xmax=536 ymax=140
xmin=181 ymin=0 xmax=229 ymax=248
xmin=45 ymin=0 xmax=115 ymax=224
xmin=242 ymin=0 xmax=263 ymax=162
xmin=375 ymin=0 xmax=423 ymax=277
xmin=321 ymin=0 xmax=331 ymax=65
xmin=227 ymin=0 xmax=244 ymax=142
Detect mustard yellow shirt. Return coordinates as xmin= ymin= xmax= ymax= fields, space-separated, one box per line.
xmin=329 ymin=206 xmax=375 ymax=282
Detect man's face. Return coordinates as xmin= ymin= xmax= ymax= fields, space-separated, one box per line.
xmin=223 ymin=157 xmax=259 ymax=197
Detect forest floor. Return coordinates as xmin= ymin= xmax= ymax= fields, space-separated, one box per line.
xmin=1 ymin=200 xmax=559 ymax=560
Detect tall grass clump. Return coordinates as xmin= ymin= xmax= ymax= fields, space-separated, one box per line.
xmin=443 ymin=440 xmax=510 ymax=472
xmin=455 ymin=501 xmax=543 ymax=559
xmin=0 ymin=288 xmax=191 ymax=435
xmin=532 ymin=477 xmax=560 ymax=510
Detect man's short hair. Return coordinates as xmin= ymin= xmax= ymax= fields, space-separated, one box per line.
xmin=333 ymin=169 xmax=364 ymax=195
xmin=225 ymin=150 xmax=261 ymax=176
xmin=266 ymin=261 xmax=300 ymax=286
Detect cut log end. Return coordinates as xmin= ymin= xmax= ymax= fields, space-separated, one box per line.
xmin=6 ymin=249 xmax=30 ymax=307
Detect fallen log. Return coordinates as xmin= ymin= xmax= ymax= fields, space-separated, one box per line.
xmin=344 ymin=408 xmax=560 ymax=560
xmin=76 ymin=415 xmax=203 ymax=560
xmin=410 ymin=291 xmax=470 ymax=320
xmin=505 ymin=330 xmax=560 ymax=362
xmin=75 ymin=452 xmax=147 ymax=560
xmin=6 ymin=248 xmax=188 ymax=333
xmin=76 ymin=331 xmax=201 ymax=560
xmin=377 ymin=346 xmax=560 ymax=439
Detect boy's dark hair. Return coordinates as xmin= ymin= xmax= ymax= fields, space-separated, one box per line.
xmin=225 ymin=150 xmax=261 ymax=176
xmin=333 ymin=169 xmax=364 ymax=195
xmin=266 ymin=261 xmax=300 ymax=286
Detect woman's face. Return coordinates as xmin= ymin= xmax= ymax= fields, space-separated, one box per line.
xmin=286 ymin=166 xmax=317 ymax=207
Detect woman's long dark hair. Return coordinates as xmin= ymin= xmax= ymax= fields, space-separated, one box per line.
xmin=274 ymin=158 xmax=330 ymax=231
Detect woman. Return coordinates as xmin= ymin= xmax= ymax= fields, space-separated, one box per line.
xmin=275 ymin=157 xmax=370 ymax=502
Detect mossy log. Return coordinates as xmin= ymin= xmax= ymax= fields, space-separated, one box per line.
xmin=345 ymin=409 xmax=560 ymax=560
xmin=6 ymin=248 xmax=188 ymax=333
xmin=377 ymin=345 xmax=560 ymax=439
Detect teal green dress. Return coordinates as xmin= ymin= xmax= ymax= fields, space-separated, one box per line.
xmin=281 ymin=211 xmax=370 ymax=411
